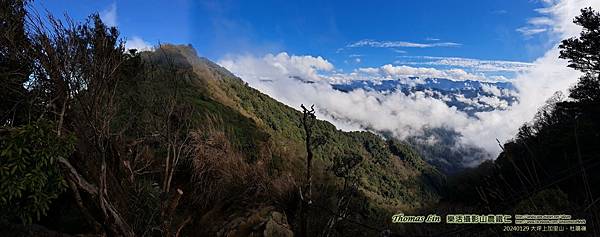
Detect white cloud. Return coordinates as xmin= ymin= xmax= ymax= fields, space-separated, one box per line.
xmin=354 ymin=64 xmax=497 ymax=82
xmin=98 ymin=3 xmax=154 ymax=53
xmin=100 ymin=2 xmax=117 ymax=27
xmin=517 ymin=27 xmax=548 ymax=36
xmin=398 ymin=56 xmax=534 ymax=73
xmin=458 ymin=0 xmax=596 ymax=153
xmin=217 ymin=0 xmax=597 ymax=163
xmin=219 ymin=53 xmax=495 ymax=156
xmin=455 ymin=94 xmax=482 ymax=107
xmin=392 ymin=49 xmax=407 ymax=54
xmin=528 ymin=17 xmax=554 ymax=26
xmin=538 ymin=0 xmax=600 ymax=38
xmin=517 ymin=0 xmax=599 ymax=37
xmin=478 ymin=96 xmax=509 ymax=110
xmin=125 ymin=36 xmax=153 ymax=52
xmin=382 ymin=65 xmax=443 ymax=78
xmin=219 ymin=55 xmax=477 ymax=145
xmin=481 ymin=84 xmax=503 ymax=97
xmin=357 ymin=67 xmax=379 ymax=74
xmin=347 ymin=54 xmax=362 ymax=63
xmin=219 ymin=52 xmax=333 ymax=82
xmin=347 ymin=39 xmax=461 ymax=48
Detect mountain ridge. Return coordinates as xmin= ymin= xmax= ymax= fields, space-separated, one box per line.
xmin=130 ymin=44 xmax=446 ymax=235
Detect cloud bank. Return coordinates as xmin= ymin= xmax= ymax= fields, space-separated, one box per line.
xmin=218 ymin=0 xmax=595 ymax=163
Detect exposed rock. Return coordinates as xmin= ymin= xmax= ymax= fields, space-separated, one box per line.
xmin=216 ymin=207 xmax=293 ymax=237
xmin=263 ymin=211 xmax=293 ymax=237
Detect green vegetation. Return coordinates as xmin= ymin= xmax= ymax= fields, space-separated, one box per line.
xmin=0 ymin=2 xmax=442 ymax=235
xmin=404 ymin=127 xmax=490 ymax=174
xmin=441 ymin=8 xmax=600 ymax=235
xmin=0 ymin=120 xmax=75 ymax=224
xmin=2 ymin=0 xmax=598 ymax=236
xmin=140 ymin=45 xmax=443 ymax=236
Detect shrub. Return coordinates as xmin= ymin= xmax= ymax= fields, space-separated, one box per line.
xmin=0 ymin=120 xmax=75 ymax=224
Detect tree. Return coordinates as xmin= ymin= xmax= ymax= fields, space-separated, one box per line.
xmin=322 ymin=152 xmax=362 ymax=237
xmin=299 ymin=104 xmax=325 ymax=237
xmin=567 ymin=73 xmax=600 ymax=103
xmin=559 ymin=7 xmax=600 ymax=102
xmin=152 ymin=46 xmax=195 ymax=237
xmin=300 ymin=104 xmax=316 ymax=204
xmin=0 ymin=120 xmax=75 ymax=224
xmin=26 ymin=12 xmax=135 ymax=236
xmin=0 ymin=0 xmax=32 ymax=126
xmin=451 ymin=7 xmax=600 ymax=218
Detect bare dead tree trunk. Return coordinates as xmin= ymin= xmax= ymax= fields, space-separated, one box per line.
xmin=66 ymin=178 xmax=102 ymax=233
xmin=58 ymin=157 xmax=134 ymax=236
xmin=299 ymin=104 xmax=317 ymax=237
xmin=175 ymin=213 xmax=193 ymax=237
xmin=302 ymin=105 xmax=314 ymax=205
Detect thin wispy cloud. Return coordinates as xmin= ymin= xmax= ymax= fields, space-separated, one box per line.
xmin=98 ymin=2 xmax=155 ymax=52
xmin=392 ymin=49 xmax=407 ymax=54
xmin=217 ymin=0 xmax=597 ymax=163
xmin=100 ymin=2 xmax=117 ymax=27
xmin=528 ymin=17 xmax=554 ymax=26
xmin=516 ymin=12 xmax=555 ymax=36
xmin=516 ymin=27 xmax=548 ymax=36
xmin=355 ymin=64 xmax=501 ymax=82
xmin=347 ymin=39 xmax=461 ymax=48
xmin=218 ymin=52 xmax=506 ymax=158
xmin=397 ymin=56 xmax=534 ymax=73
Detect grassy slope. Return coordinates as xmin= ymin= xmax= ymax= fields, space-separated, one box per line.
xmin=144 ymin=45 xmax=445 ymax=233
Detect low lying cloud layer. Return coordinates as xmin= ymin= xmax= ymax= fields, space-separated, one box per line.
xmin=218 ymin=0 xmax=595 ymax=162
xmin=219 ymin=53 xmax=511 ymax=157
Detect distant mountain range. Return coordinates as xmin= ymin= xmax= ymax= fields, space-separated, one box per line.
xmin=331 ymin=77 xmax=518 ymax=116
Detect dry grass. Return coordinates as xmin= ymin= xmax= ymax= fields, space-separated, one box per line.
xmin=189 ymin=124 xmax=296 ymax=211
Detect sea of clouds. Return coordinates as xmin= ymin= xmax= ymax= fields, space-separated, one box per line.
xmin=218 ymin=0 xmax=598 ymax=163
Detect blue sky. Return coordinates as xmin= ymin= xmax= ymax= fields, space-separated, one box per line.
xmin=36 ymin=0 xmax=596 ymax=155
xmin=39 ymin=0 xmax=553 ymax=76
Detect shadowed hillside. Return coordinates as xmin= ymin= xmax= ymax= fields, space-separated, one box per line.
xmin=3 ymin=1 xmax=600 ymax=237
xmin=0 ymin=3 xmax=443 ymax=236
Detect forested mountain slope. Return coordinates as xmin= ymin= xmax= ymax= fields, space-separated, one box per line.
xmin=438 ymin=7 xmax=600 ymax=236
xmin=129 ymin=44 xmax=445 ymax=236
xmin=0 ymin=4 xmax=444 ymax=235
